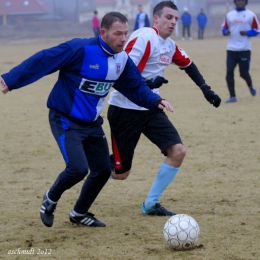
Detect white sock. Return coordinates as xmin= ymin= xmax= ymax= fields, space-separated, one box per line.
xmin=71 ymin=209 xmax=85 ymax=217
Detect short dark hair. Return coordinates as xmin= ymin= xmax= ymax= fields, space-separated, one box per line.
xmin=94 ymin=10 xmax=98 ymax=15
xmin=234 ymin=0 xmax=248 ymax=5
xmin=153 ymin=1 xmax=178 ymax=16
xmin=101 ymin=12 xmax=128 ymax=30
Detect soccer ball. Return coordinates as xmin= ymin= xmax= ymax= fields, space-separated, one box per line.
xmin=163 ymin=214 xmax=200 ymax=250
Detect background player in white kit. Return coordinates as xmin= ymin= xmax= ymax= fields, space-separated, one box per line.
xmin=107 ymin=1 xmax=221 ymax=216
xmin=222 ymin=0 xmax=259 ymax=103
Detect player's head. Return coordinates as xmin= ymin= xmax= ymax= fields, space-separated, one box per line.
xmin=138 ymin=4 xmax=143 ymax=12
xmin=234 ymin=0 xmax=248 ymax=8
xmin=100 ymin=12 xmax=128 ymax=53
xmin=153 ymin=1 xmax=179 ymax=39
xmin=94 ymin=10 xmax=98 ymax=15
xmin=153 ymin=1 xmax=178 ymax=16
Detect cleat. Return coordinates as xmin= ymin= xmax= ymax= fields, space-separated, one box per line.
xmin=225 ymin=97 xmax=237 ymax=103
xmin=249 ymin=86 xmax=256 ymax=96
xmin=40 ymin=191 xmax=57 ymax=227
xmin=141 ymin=202 xmax=176 ymax=216
xmin=69 ymin=211 xmax=106 ymax=227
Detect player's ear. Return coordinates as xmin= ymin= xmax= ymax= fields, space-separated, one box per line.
xmin=100 ymin=28 xmax=106 ymax=38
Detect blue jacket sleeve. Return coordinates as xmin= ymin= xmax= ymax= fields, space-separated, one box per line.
xmin=113 ymin=57 xmax=162 ymax=110
xmin=1 ymin=40 xmax=80 ymax=91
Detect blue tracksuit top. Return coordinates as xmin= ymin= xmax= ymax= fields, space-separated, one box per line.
xmin=1 ymin=36 xmax=161 ymax=122
xmin=181 ymin=13 xmax=192 ymax=26
xmin=196 ymin=13 xmax=207 ymax=27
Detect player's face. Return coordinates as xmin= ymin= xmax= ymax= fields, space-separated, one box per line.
xmin=154 ymin=7 xmax=179 ymax=39
xmin=235 ymin=0 xmax=247 ymax=8
xmin=101 ymin=21 xmax=128 ymax=53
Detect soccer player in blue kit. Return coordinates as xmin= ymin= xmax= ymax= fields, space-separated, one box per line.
xmin=1 ymin=12 xmax=173 ymax=228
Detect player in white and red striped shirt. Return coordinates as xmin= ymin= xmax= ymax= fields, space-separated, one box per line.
xmin=108 ymin=1 xmax=221 ymax=216
xmin=222 ymin=0 xmax=259 ymax=103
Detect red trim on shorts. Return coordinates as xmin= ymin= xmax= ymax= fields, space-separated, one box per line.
xmin=112 ymin=135 xmax=122 ymax=170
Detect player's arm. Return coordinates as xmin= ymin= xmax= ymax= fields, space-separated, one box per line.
xmin=221 ymin=17 xmax=230 ymax=36
xmin=1 ymin=40 xmax=78 ymax=91
xmin=172 ymin=45 xmax=221 ymax=108
xmin=241 ymin=15 xmax=260 ymax=37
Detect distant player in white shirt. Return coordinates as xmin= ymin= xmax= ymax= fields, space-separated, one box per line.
xmin=222 ymin=0 xmax=259 ymax=103
xmin=108 ymin=1 xmax=221 ymax=216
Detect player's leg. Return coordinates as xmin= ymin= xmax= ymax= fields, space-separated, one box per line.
xmin=225 ymin=50 xmax=238 ymax=102
xmin=182 ymin=25 xmax=185 ymax=40
xmin=70 ymin=117 xmax=110 ymax=227
xmin=141 ymin=111 xmax=186 ymax=216
xmin=107 ymin=105 xmax=143 ymax=180
xmin=40 ymin=110 xmax=89 ymax=227
xmin=238 ymin=50 xmax=256 ymax=96
xmin=187 ymin=25 xmax=192 ymax=40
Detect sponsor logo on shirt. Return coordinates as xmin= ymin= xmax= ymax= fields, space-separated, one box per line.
xmin=79 ymin=79 xmax=114 ymax=96
xmin=158 ymin=54 xmax=171 ymax=65
xmin=89 ymin=64 xmax=100 ymax=69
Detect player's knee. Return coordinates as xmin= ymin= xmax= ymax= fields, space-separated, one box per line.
xmin=167 ymin=143 xmax=186 ymax=161
xmin=239 ymin=71 xmax=250 ymax=80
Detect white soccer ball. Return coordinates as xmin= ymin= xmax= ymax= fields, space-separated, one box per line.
xmin=163 ymin=214 xmax=200 ymax=250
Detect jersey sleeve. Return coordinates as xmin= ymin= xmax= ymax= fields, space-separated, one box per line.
xmin=171 ymin=45 xmax=192 ymax=68
xmin=247 ymin=14 xmax=260 ymax=37
xmin=124 ymin=35 xmax=152 ymax=73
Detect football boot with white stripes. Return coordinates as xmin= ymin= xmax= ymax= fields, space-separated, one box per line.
xmin=40 ymin=191 xmax=57 ymax=227
xmin=69 ymin=211 xmax=106 ymax=227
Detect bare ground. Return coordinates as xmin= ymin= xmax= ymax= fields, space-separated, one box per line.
xmin=0 ymin=35 xmax=260 ymax=260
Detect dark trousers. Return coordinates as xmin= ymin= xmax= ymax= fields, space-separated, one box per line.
xmin=48 ymin=109 xmax=111 ymax=214
xmin=182 ymin=25 xmax=191 ymax=38
xmin=198 ymin=26 xmax=205 ymax=39
xmin=226 ymin=50 xmax=252 ymax=97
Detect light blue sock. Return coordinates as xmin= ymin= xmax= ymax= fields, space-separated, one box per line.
xmin=144 ymin=162 xmax=180 ymax=209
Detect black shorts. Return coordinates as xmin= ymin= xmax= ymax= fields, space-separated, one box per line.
xmin=107 ymin=105 xmax=182 ymax=174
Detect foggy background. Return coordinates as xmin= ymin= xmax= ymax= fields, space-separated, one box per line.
xmin=0 ymin=0 xmax=259 ymax=42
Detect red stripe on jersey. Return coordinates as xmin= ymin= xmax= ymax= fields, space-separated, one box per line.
xmin=172 ymin=45 xmax=191 ymax=68
xmin=125 ymin=37 xmax=151 ymax=73
xmin=223 ymin=17 xmax=229 ymax=29
xmin=137 ymin=41 xmax=151 ymax=73
xmin=125 ymin=37 xmax=137 ymax=54
xmin=111 ymin=135 xmax=122 ymax=170
xmin=252 ymin=16 xmax=259 ymax=30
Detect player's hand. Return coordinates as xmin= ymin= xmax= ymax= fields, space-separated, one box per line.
xmin=225 ymin=30 xmax=230 ymax=36
xmin=1 ymin=78 xmax=9 ymax=94
xmin=200 ymin=84 xmax=221 ymax=108
xmin=240 ymin=31 xmax=247 ymax=36
xmin=158 ymin=99 xmax=174 ymax=112
xmin=146 ymin=76 xmax=168 ymax=89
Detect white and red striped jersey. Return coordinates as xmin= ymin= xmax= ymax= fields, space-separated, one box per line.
xmin=222 ymin=9 xmax=260 ymax=51
xmin=108 ymin=26 xmax=192 ymax=110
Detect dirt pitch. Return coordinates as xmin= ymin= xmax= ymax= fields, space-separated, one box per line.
xmin=0 ymin=36 xmax=260 ymax=260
